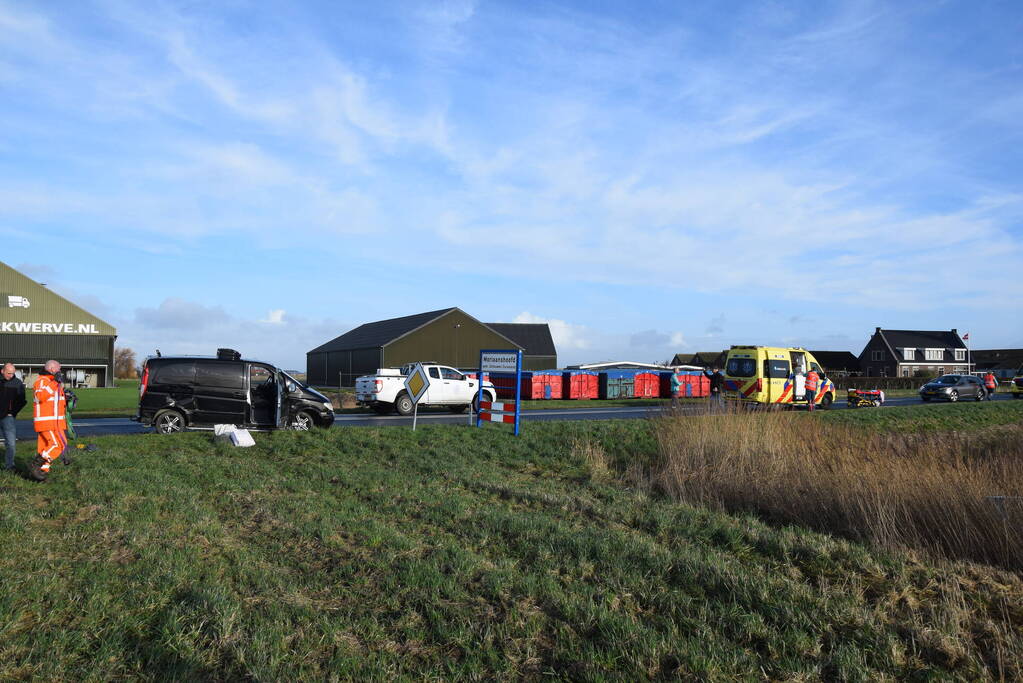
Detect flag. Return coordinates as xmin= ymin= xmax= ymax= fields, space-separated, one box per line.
xmin=963 ymin=332 xmax=970 ymax=340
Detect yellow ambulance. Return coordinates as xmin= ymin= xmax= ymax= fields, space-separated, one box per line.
xmin=722 ymin=346 xmax=837 ymax=409
xmin=1011 ymin=364 xmax=1023 ymax=399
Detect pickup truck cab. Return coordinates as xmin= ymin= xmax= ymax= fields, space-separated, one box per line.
xmin=355 ymin=363 xmax=497 ymax=415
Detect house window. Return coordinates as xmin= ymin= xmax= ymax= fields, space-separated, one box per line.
xmin=902 ymin=348 xmax=915 ymax=360
xmin=871 ymin=350 xmax=885 ymax=362
xmin=925 ymin=348 xmax=943 ymax=361
xmin=901 ymin=368 xmax=910 ymax=377
xmin=954 ymin=349 xmax=966 ymax=361
xmin=937 ymin=367 xmax=945 ymax=375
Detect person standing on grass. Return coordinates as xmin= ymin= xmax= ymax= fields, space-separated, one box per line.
xmin=30 ymin=360 xmax=68 ymax=482
xmin=704 ymin=366 xmax=725 ymax=409
xmin=1 ymin=363 xmax=26 ymax=471
xmin=670 ymin=371 xmax=682 ymax=409
xmin=805 ymin=367 xmax=820 ymax=412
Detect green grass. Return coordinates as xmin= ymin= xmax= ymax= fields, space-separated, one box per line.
xmin=820 ymin=398 xmax=1023 ymax=432
xmin=1 ymin=417 xmax=1021 ymax=679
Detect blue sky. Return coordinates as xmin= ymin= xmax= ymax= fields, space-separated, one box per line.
xmin=2 ymin=0 xmax=1021 ymax=369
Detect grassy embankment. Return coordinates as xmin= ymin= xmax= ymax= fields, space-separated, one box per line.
xmin=1 ymin=401 xmax=1022 ymax=678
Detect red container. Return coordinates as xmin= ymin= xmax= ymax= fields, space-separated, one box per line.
xmin=562 ymin=370 xmax=598 ymax=399
xmin=520 ymin=371 xmax=563 ymax=399
xmin=634 ymin=371 xmax=660 ymax=398
xmin=490 ymin=373 xmax=518 ymax=399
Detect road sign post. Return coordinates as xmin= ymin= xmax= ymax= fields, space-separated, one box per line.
xmin=404 ymin=363 xmax=431 ymax=431
xmin=476 ymin=349 xmax=522 ymax=436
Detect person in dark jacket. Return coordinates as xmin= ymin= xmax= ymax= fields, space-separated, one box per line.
xmin=704 ymin=366 xmax=725 ymax=409
xmin=1 ymin=363 xmax=27 ymax=471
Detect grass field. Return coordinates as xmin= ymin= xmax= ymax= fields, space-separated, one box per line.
xmin=1 ymin=406 xmax=1022 ymax=679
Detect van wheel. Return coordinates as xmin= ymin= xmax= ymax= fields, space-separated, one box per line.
xmin=395 ymin=393 xmax=414 ymax=416
xmin=290 ymin=411 xmax=315 ymax=430
xmin=820 ymin=393 xmax=833 ymax=410
xmin=154 ymin=409 xmax=185 ymax=434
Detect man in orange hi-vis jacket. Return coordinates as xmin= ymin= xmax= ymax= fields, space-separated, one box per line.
xmin=30 ymin=360 xmax=67 ymax=482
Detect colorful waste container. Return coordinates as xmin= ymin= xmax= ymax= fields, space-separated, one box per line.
xmin=562 ymin=370 xmax=599 ymax=400
xmin=599 ymin=370 xmax=636 ymax=399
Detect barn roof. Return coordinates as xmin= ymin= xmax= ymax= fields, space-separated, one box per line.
xmin=485 ymin=323 xmax=556 ymax=357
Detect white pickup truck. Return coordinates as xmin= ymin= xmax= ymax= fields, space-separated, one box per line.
xmin=355 ymin=363 xmax=497 ymax=416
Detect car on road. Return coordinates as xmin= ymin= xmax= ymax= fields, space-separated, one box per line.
xmin=1012 ymin=365 xmax=1023 ymax=400
xmin=355 ymin=363 xmax=497 ymax=415
xmin=919 ymin=374 xmax=986 ymax=402
xmin=135 ymin=348 xmax=336 ymax=433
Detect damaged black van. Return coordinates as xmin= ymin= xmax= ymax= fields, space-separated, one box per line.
xmin=135 ymin=349 xmax=335 ymax=433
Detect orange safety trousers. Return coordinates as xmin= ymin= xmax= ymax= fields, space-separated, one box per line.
xmin=37 ymin=430 xmax=67 ymax=472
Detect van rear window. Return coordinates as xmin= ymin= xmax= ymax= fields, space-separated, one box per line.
xmin=727 ymin=358 xmax=756 ymax=378
xmin=766 ymin=360 xmax=790 ymax=379
xmin=195 ymin=361 xmax=245 ymax=389
xmin=154 ymin=362 xmax=195 ymax=385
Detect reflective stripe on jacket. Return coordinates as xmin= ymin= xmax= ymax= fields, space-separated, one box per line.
xmin=805 ymin=371 xmax=820 ymax=391
xmin=984 ymin=374 xmax=997 ymax=389
xmin=33 ymin=373 xmax=66 ymax=433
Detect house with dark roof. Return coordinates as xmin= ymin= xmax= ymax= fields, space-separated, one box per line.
xmin=306 ymin=308 xmax=556 ymax=386
xmin=858 ymin=328 xmax=970 ymax=378
xmin=669 ymin=351 xmax=726 ymax=368
xmin=808 ymin=351 xmax=861 ymax=377
xmin=485 ymin=323 xmax=557 ymax=369
xmin=971 ymin=349 xmax=1023 ymax=379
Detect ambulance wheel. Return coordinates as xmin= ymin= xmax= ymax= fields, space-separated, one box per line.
xmin=154 ymin=409 xmax=185 ymax=434
xmin=395 ymin=393 xmax=414 ymax=416
xmin=290 ymin=411 xmax=315 ymax=430
xmin=820 ymin=394 xmax=833 ymax=410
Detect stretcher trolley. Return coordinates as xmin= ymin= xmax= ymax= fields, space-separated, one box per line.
xmin=846 ymin=388 xmax=885 ymax=408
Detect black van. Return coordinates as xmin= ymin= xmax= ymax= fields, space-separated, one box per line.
xmin=135 ymin=349 xmax=335 ymax=433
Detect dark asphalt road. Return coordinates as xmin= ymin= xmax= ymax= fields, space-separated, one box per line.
xmin=8 ymin=394 xmax=1016 ymax=438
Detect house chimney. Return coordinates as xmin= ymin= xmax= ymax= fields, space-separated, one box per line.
xmin=875 ymin=327 xmax=881 ymax=334
xmin=951 ymin=328 xmax=957 ymax=335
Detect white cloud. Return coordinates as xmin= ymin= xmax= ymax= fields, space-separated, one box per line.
xmin=261 ymin=309 xmax=285 ymax=324
xmin=512 ymin=312 xmax=590 ymax=350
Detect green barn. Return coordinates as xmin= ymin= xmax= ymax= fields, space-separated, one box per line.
xmin=1 ymin=260 xmax=117 ymax=387
xmin=306 ymin=308 xmax=557 ymax=387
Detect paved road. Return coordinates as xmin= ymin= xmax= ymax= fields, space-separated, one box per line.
xmin=8 ymin=394 xmax=1015 ymax=438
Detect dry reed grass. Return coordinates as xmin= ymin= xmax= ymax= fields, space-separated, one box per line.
xmin=651 ymin=407 xmax=1023 ymax=571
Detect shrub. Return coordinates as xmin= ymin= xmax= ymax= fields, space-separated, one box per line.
xmin=650 ymin=409 xmax=1023 ymax=571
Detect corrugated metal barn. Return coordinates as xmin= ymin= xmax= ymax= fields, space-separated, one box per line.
xmin=306 ymin=308 xmax=558 ymax=387
xmin=485 ymin=323 xmax=558 ymax=370
xmin=1 ymin=260 xmax=117 ymax=387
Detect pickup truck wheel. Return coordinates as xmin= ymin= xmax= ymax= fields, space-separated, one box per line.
xmin=154 ymin=409 xmax=185 ymax=434
xmin=395 ymin=393 xmax=414 ymax=416
xmin=471 ymin=392 xmax=494 ymax=413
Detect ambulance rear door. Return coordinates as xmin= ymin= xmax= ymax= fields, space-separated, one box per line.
xmin=790 ymin=351 xmax=807 ymax=401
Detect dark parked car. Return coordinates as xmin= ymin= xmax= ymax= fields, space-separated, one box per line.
xmin=135 ymin=349 xmax=335 ymax=433
xmin=919 ymin=374 xmax=986 ymax=402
